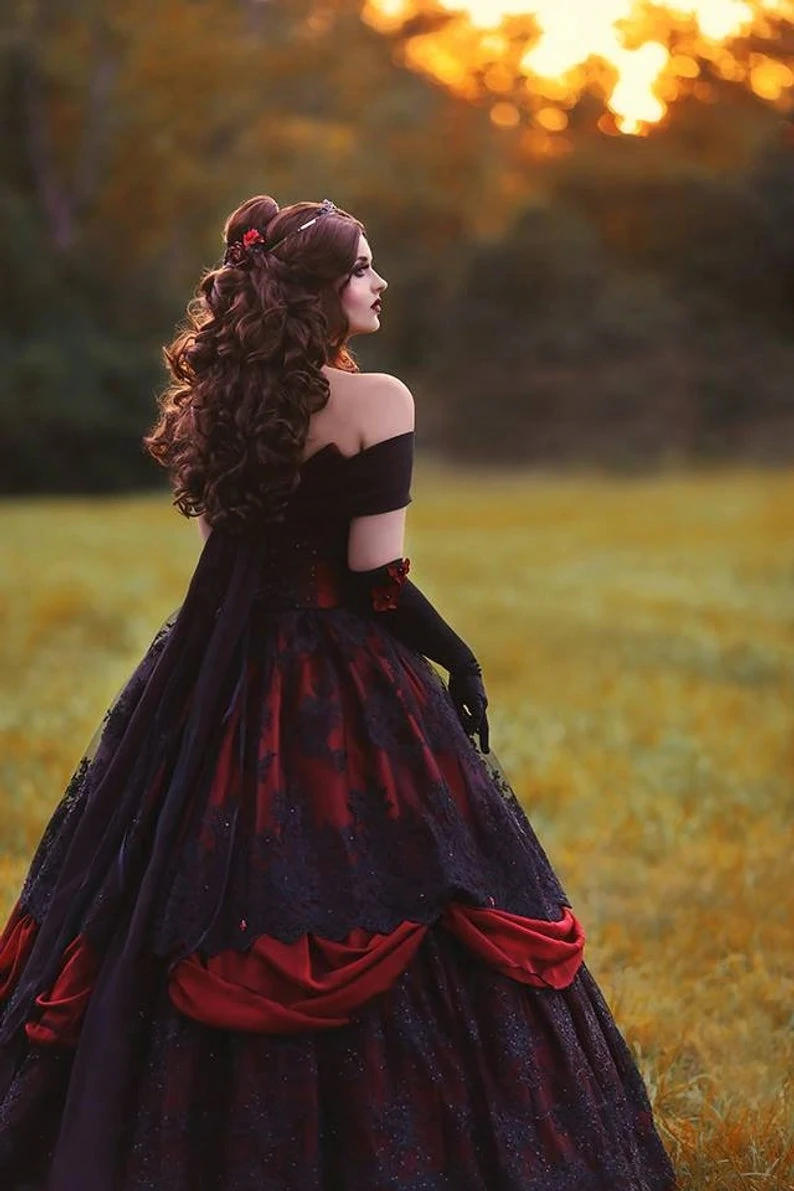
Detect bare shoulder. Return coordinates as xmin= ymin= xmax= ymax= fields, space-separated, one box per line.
xmin=352 ymin=372 xmax=415 ymax=447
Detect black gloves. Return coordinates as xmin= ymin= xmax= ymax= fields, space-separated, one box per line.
xmin=346 ymin=559 xmax=490 ymax=752
xmin=448 ymin=659 xmax=490 ymax=753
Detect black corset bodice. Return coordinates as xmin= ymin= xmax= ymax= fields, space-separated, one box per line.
xmin=247 ymin=431 xmax=414 ymax=611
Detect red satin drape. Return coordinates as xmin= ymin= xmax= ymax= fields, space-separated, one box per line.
xmin=0 ymin=899 xmax=101 ymax=1047
xmin=0 ymin=901 xmax=38 ymax=1001
xmin=169 ymin=919 xmax=429 ymax=1034
xmin=1 ymin=897 xmax=585 ymax=1046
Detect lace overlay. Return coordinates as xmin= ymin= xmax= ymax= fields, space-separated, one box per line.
xmin=11 ymin=604 xmax=570 ymax=964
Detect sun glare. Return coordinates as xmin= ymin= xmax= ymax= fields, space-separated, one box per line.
xmin=363 ymin=0 xmax=794 ymax=135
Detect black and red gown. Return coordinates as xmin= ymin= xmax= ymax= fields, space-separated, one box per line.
xmin=0 ymin=430 xmax=676 ymax=1190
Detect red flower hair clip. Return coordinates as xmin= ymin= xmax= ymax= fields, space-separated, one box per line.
xmin=371 ymin=558 xmax=411 ymax=611
xmin=222 ymin=227 xmax=267 ymax=267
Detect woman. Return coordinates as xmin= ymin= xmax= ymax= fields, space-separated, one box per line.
xmin=0 ymin=195 xmax=677 ymax=1189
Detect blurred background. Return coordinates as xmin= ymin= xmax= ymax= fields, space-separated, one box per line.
xmin=1 ymin=4 xmax=793 ymax=1186
xmin=2 ymin=0 xmax=794 ymax=490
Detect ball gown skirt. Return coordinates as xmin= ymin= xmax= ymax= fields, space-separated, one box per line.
xmin=0 ymin=528 xmax=677 ymax=1190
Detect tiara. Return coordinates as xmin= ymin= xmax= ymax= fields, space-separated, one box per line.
xmin=222 ymin=199 xmax=337 ymax=267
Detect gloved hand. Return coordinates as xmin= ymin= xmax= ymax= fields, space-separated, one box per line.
xmin=346 ymin=558 xmax=492 ymax=753
xmin=448 ymin=658 xmax=490 ymax=752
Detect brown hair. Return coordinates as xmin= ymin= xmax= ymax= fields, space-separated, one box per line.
xmin=143 ymin=195 xmax=365 ymax=533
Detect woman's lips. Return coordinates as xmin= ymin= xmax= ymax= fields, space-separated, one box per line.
xmin=371 ymin=300 xmax=382 ymax=312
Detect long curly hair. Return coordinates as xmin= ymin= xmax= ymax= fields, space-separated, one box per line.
xmin=143 ymin=195 xmax=365 ymax=533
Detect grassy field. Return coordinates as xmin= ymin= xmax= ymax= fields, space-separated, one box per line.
xmin=1 ymin=463 xmax=792 ymax=1188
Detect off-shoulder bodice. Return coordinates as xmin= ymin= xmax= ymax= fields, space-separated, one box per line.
xmin=290 ymin=430 xmax=414 ymax=520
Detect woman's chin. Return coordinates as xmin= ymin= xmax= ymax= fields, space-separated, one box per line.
xmin=349 ymin=314 xmax=380 ymax=337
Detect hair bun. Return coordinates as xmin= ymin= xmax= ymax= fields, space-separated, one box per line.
xmin=223 ymin=195 xmax=280 ymax=249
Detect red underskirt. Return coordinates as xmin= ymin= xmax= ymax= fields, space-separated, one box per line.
xmin=0 ymin=898 xmax=585 ymax=1045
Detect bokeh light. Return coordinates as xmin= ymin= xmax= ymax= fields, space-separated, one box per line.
xmin=363 ymin=0 xmax=794 ymax=134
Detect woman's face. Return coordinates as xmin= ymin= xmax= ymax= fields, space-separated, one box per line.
xmin=337 ymin=233 xmax=387 ymax=337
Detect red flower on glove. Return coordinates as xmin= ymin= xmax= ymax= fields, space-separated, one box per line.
xmin=371 ymin=558 xmax=411 ymax=611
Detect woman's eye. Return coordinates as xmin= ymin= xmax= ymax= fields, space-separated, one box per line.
xmin=353 ymin=266 xmax=368 ymax=277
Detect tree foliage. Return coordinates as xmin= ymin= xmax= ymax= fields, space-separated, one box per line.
xmin=1 ymin=0 xmax=793 ymax=491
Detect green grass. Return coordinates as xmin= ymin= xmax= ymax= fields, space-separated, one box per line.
xmin=1 ymin=463 xmax=792 ymax=1188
